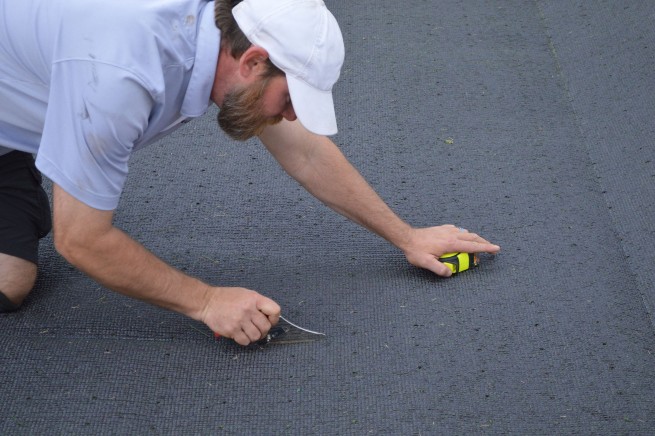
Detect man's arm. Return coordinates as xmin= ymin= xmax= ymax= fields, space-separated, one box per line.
xmin=51 ymin=184 xmax=280 ymax=345
xmin=259 ymin=120 xmax=500 ymax=277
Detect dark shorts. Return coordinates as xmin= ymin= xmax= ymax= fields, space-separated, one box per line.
xmin=0 ymin=150 xmax=52 ymax=264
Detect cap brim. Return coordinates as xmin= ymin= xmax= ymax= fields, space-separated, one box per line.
xmin=286 ymin=75 xmax=338 ymax=136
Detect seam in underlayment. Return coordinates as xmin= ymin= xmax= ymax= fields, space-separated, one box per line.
xmin=534 ymin=0 xmax=655 ymax=333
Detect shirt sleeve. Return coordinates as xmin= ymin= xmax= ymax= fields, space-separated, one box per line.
xmin=36 ymin=59 xmax=154 ymax=210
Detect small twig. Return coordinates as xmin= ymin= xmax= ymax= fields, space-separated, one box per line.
xmin=188 ymin=323 xmax=211 ymax=338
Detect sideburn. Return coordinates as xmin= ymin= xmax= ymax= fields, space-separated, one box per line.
xmin=217 ymin=76 xmax=283 ymax=141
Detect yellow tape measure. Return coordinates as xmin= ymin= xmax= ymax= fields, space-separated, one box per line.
xmin=438 ymin=252 xmax=479 ymax=274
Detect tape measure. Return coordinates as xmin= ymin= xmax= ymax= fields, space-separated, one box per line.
xmin=438 ymin=252 xmax=479 ymax=274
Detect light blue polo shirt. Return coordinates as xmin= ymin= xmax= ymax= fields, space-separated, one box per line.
xmin=0 ymin=0 xmax=219 ymax=210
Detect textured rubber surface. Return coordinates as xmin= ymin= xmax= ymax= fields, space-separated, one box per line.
xmin=1 ymin=1 xmax=653 ymax=433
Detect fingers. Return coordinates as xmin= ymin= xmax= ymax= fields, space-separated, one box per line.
xmin=230 ymin=307 xmax=280 ymax=346
xmin=447 ymin=226 xmax=501 ymax=254
xmin=454 ymin=232 xmax=500 ymax=254
xmin=455 ymin=240 xmax=500 ymax=255
xmin=234 ymin=319 xmax=268 ymax=346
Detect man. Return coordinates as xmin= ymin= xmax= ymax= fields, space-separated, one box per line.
xmin=0 ymin=0 xmax=500 ymax=345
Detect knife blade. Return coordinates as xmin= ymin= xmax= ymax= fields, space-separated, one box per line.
xmin=257 ymin=315 xmax=325 ymax=346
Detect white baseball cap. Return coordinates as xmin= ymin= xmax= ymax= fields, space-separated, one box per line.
xmin=233 ymin=0 xmax=345 ymax=136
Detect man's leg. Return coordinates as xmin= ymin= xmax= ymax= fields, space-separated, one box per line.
xmin=0 ymin=150 xmax=52 ymax=312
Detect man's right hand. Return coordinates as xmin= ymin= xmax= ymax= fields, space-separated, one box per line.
xmin=201 ymin=287 xmax=281 ymax=346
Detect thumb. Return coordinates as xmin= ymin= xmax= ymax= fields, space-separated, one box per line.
xmin=406 ymin=251 xmax=453 ymax=278
xmin=420 ymin=256 xmax=453 ymax=278
xmin=257 ymin=295 xmax=281 ymax=324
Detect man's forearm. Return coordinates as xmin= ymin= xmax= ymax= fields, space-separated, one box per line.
xmin=296 ymin=137 xmax=413 ymax=249
xmin=52 ymin=184 xmax=209 ymax=320
xmin=61 ymin=226 xmax=210 ymax=320
xmin=260 ymin=121 xmax=413 ymax=250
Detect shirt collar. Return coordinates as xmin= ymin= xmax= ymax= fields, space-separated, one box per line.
xmin=181 ymin=1 xmax=219 ymax=117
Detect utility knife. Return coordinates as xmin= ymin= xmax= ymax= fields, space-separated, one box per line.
xmin=214 ymin=315 xmax=325 ymax=346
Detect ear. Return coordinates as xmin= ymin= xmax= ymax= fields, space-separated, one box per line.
xmin=238 ymin=46 xmax=270 ymax=80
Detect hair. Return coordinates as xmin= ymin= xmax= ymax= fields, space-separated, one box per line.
xmin=214 ymin=0 xmax=283 ymax=79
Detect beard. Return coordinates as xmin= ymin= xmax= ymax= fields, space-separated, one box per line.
xmin=217 ymin=77 xmax=284 ymax=141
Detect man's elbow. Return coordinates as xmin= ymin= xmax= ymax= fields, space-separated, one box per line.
xmin=51 ymin=184 xmax=115 ymax=267
xmin=53 ymin=226 xmax=78 ymax=264
xmin=52 ymin=223 xmax=95 ymax=267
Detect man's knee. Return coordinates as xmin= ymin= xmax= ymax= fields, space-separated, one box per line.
xmin=0 ymin=289 xmax=21 ymax=312
xmin=0 ymin=150 xmax=51 ymax=312
xmin=0 ymin=253 xmax=38 ymax=312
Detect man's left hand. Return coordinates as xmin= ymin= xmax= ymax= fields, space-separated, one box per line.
xmin=401 ymin=225 xmax=500 ymax=277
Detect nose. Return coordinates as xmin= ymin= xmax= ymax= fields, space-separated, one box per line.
xmin=281 ymin=105 xmax=297 ymax=122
